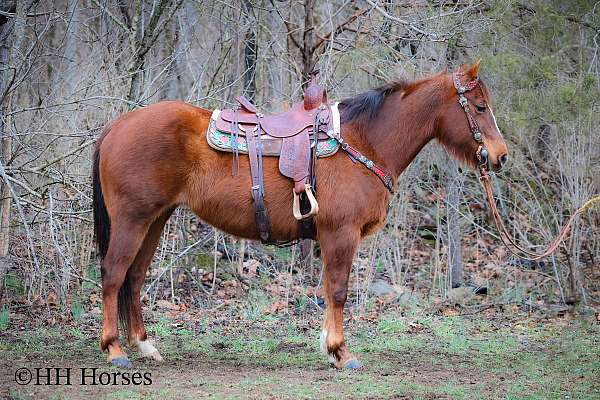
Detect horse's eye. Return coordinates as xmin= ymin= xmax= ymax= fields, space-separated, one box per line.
xmin=476 ymin=105 xmax=487 ymax=113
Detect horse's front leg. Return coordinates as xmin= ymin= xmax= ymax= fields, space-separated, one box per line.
xmin=318 ymin=228 xmax=362 ymax=369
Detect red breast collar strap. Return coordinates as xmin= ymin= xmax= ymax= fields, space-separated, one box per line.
xmin=329 ymin=102 xmax=394 ymax=193
xmin=341 ymin=143 xmax=394 ymax=193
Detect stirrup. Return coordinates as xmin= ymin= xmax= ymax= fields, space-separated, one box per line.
xmin=292 ymin=184 xmax=319 ymax=220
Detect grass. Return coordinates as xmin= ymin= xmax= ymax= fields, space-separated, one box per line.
xmin=1 ymin=310 xmax=598 ymax=399
xmin=0 ymin=306 xmax=9 ymax=331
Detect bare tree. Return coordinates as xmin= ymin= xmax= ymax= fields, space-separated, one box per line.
xmin=0 ymin=0 xmax=39 ymax=295
xmin=125 ymin=0 xmax=183 ymax=105
xmin=447 ymin=160 xmax=463 ymax=289
xmin=242 ymin=0 xmax=257 ymax=102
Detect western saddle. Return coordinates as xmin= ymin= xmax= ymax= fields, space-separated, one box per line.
xmin=207 ymin=74 xmax=339 ymax=244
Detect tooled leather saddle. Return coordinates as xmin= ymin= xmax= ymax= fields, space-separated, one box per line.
xmin=206 ymin=74 xmax=340 ymax=244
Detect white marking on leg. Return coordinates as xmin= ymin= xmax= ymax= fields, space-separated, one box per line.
xmin=137 ymin=339 xmax=163 ymax=362
xmin=319 ymin=329 xmax=336 ymax=364
xmin=320 ymin=329 xmax=328 ymax=355
xmin=138 ymin=340 xmax=157 ymax=355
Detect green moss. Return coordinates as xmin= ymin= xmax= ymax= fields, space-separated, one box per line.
xmin=195 ymin=252 xmax=215 ymax=268
xmin=0 ymin=306 xmax=9 ymax=331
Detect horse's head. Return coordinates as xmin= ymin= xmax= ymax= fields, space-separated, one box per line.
xmin=436 ymin=61 xmax=508 ymax=172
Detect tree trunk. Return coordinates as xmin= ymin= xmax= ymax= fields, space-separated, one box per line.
xmin=0 ymin=0 xmax=27 ymax=296
xmin=127 ymin=0 xmax=181 ymax=106
xmin=447 ymin=159 xmax=463 ymax=289
xmin=301 ymin=0 xmax=316 ymax=83
xmin=127 ymin=0 xmax=144 ymax=104
xmin=266 ymin=8 xmax=284 ymax=110
xmin=242 ymin=0 xmax=257 ymax=102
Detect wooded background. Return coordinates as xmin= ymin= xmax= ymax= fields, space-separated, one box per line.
xmin=0 ymin=0 xmax=598 ymax=316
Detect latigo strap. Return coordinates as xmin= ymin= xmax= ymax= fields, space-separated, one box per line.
xmin=245 ymin=123 xmax=272 ymax=243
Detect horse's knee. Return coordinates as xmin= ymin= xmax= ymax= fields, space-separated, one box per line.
xmin=101 ymin=259 xmax=129 ymax=289
xmin=331 ymin=286 xmax=348 ymax=305
xmin=101 ymin=272 xmax=125 ymax=295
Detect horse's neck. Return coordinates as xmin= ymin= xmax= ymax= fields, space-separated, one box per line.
xmin=355 ymin=89 xmax=439 ymax=177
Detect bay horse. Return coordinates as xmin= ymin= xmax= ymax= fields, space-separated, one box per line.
xmin=93 ymin=61 xmax=508 ymax=369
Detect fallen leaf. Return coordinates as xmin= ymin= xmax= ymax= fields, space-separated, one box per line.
xmin=243 ymin=259 xmax=260 ymax=278
xmin=47 ymin=292 xmax=58 ymax=307
xmin=156 ymin=300 xmax=179 ymax=311
xmin=442 ymin=307 xmax=460 ymax=317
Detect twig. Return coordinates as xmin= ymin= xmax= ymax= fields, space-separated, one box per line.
xmin=312 ymin=7 xmax=369 ymax=52
xmin=89 ymin=0 xmax=131 ymax=32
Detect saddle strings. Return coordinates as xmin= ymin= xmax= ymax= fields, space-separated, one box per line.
xmin=232 ymin=107 xmax=240 ymax=176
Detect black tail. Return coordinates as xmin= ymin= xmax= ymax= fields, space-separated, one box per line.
xmin=93 ymin=126 xmax=134 ymax=340
xmin=93 ymin=143 xmax=111 ymax=260
xmin=118 ymin=270 xmax=133 ymax=340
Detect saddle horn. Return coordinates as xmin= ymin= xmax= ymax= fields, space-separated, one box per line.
xmin=304 ymin=71 xmax=326 ymax=110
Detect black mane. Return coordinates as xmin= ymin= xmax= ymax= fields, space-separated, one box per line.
xmin=338 ymin=80 xmax=411 ymax=125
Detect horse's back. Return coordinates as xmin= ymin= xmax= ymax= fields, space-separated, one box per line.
xmin=98 ymin=101 xmax=212 ymax=219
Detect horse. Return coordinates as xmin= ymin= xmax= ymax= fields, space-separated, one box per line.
xmin=92 ymin=61 xmax=508 ymax=369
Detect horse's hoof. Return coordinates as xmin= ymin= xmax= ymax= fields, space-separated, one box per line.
xmin=142 ymin=351 xmax=164 ymax=362
xmin=343 ymin=358 xmax=363 ymax=370
xmin=111 ymin=357 xmax=132 ymax=368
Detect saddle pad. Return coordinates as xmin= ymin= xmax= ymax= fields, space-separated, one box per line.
xmin=206 ymin=112 xmax=339 ymax=157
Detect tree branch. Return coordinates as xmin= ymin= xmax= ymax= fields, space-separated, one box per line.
xmin=312 ymin=7 xmax=369 ymax=52
xmin=89 ymin=0 xmax=131 ymax=32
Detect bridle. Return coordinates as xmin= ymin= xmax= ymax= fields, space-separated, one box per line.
xmin=452 ymin=70 xmax=599 ymax=261
xmin=452 ymin=71 xmax=490 ymax=173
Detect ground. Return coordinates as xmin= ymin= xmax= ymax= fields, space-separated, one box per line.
xmin=1 ymin=302 xmax=599 ymax=400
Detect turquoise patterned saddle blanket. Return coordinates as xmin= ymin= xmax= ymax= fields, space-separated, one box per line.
xmin=206 ymin=109 xmax=339 ymax=158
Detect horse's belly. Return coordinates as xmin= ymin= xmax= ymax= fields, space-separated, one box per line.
xmin=184 ymin=161 xmax=300 ymax=241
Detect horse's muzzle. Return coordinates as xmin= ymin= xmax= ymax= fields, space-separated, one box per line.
xmin=493 ymin=153 xmax=508 ymax=171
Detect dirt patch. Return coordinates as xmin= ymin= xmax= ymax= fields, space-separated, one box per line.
xmin=1 ymin=308 xmax=598 ymax=399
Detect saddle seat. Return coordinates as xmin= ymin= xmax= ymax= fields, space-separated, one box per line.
xmin=216 ymin=100 xmax=329 ymax=138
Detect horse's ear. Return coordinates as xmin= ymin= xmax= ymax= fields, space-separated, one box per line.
xmin=465 ymin=59 xmax=481 ymax=80
xmin=441 ymin=65 xmax=449 ymax=74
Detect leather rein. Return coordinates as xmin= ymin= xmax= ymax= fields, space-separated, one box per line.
xmin=453 ymin=71 xmax=599 ymax=261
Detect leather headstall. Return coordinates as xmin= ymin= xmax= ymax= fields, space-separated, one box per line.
xmin=452 ymin=71 xmax=490 ymax=175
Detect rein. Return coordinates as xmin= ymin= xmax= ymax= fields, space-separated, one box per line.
xmin=453 ymin=70 xmax=600 ymax=261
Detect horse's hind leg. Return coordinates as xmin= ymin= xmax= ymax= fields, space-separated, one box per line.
xmin=125 ymin=208 xmax=174 ymax=362
xmin=100 ymin=219 xmax=150 ymax=368
xmin=318 ymin=227 xmax=362 ymax=369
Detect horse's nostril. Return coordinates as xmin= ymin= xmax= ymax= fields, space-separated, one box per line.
xmin=499 ymin=153 xmax=508 ymax=166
